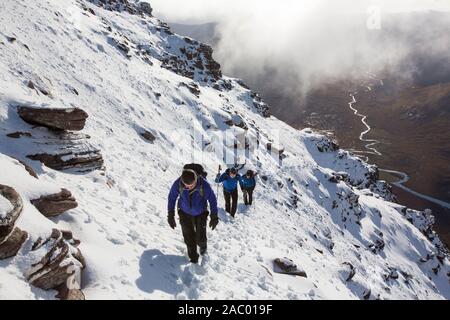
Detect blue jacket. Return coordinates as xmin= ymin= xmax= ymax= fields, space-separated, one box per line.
xmin=215 ymin=172 xmax=242 ymax=192
xmin=240 ymin=176 xmax=256 ymax=189
xmin=168 ymin=178 xmax=218 ymax=216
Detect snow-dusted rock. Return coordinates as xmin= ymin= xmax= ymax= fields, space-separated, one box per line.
xmin=26 ymin=132 xmax=104 ymax=173
xmin=88 ymin=0 xmax=152 ymax=17
xmin=31 ymin=189 xmax=78 ymax=217
xmin=140 ymin=130 xmax=156 ymax=143
xmin=273 ymin=258 xmax=307 ymax=278
xmin=0 ymin=185 xmax=27 ymax=260
xmin=27 ymin=229 xmax=85 ymax=298
xmin=0 ymin=227 xmax=28 ymax=260
xmin=314 ymin=136 xmax=340 ymax=153
xmin=17 ymin=106 xmax=88 ymax=131
xmin=0 ymin=185 xmax=23 ymax=243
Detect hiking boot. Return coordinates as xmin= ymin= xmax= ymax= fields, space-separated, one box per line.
xmin=187 ymin=247 xmax=199 ymax=263
xmin=200 ymin=247 xmax=207 ymax=256
xmin=190 ymin=257 xmax=199 ymax=264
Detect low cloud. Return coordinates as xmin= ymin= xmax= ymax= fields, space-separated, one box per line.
xmin=150 ymin=0 xmax=450 ymax=96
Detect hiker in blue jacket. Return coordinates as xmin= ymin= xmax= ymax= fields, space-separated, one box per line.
xmin=168 ymin=165 xmax=219 ymax=264
xmin=240 ymin=170 xmax=258 ymax=206
xmin=215 ymin=167 xmax=241 ymax=218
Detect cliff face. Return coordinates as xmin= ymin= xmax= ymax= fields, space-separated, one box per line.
xmin=0 ymin=0 xmax=448 ymax=300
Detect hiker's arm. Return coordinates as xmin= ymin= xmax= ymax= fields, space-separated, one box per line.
xmin=205 ymin=183 xmax=218 ymax=215
xmin=215 ymin=172 xmax=226 ymax=183
xmin=167 ymin=179 xmax=180 ymax=214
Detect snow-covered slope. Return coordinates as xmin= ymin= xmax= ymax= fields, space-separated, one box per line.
xmin=0 ymin=0 xmax=448 ymax=300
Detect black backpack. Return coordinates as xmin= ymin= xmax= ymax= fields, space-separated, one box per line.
xmin=183 ymin=163 xmax=208 ymax=179
xmin=179 ymin=163 xmax=207 ymax=197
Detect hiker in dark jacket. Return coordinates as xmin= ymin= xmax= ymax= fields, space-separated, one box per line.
xmin=240 ymin=170 xmax=257 ymax=206
xmin=215 ymin=168 xmax=241 ymax=217
xmin=168 ymin=168 xmax=219 ymax=264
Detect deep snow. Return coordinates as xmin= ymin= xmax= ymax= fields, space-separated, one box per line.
xmin=0 ymin=0 xmax=448 ymax=300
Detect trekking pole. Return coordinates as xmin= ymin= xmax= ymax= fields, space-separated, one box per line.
xmin=216 ymin=165 xmax=222 ymax=203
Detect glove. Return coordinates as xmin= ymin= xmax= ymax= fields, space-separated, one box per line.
xmin=168 ymin=212 xmax=176 ymax=229
xmin=209 ymin=214 xmax=219 ymax=230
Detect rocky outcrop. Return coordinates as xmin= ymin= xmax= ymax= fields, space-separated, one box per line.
xmin=398 ymin=207 xmax=449 ymax=256
xmin=25 ymin=131 xmax=104 ymax=173
xmin=250 ymin=92 xmax=270 ymax=118
xmin=14 ymin=104 xmax=102 ymax=174
xmin=332 ymin=188 xmax=362 ymax=226
xmin=179 ymin=82 xmax=201 ymax=97
xmin=31 ymin=189 xmax=78 ymax=217
xmin=0 ymin=227 xmax=28 ymax=260
xmin=0 ymin=185 xmax=28 ymax=259
xmin=315 ymin=136 xmax=339 ymax=153
xmin=28 ymin=148 xmax=103 ymax=172
xmin=17 ymin=106 xmax=88 ymax=131
xmin=225 ymin=114 xmax=248 ymax=130
xmin=87 ymin=0 xmax=153 ymax=17
xmin=162 ymin=42 xmax=222 ymax=84
xmin=27 ymin=229 xmax=85 ymax=300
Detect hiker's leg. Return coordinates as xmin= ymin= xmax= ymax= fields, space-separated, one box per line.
xmin=243 ymin=189 xmax=248 ymax=205
xmin=179 ymin=210 xmax=199 ymax=262
xmin=195 ymin=211 xmax=208 ymax=252
xmin=224 ymin=190 xmax=231 ymax=213
xmin=248 ymin=187 xmax=254 ymax=206
xmin=231 ymin=189 xmax=238 ymax=216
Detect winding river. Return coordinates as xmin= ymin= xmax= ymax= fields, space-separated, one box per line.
xmin=347 ymin=84 xmax=450 ymax=210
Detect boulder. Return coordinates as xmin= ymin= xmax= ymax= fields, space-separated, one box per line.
xmin=17 ymin=106 xmax=88 ymax=131
xmin=27 ymin=229 xmax=85 ymax=299
xmin=0 ymin=227 xmax=28 ymax=260
xmin=140 ymin=130 xmax=156 ymax=143
xmin=0 ymin=185 xmax=27 ymax=260
xmin=31 ymin=189 xmax=78 ymax=217
xmin=25 ymin=130 xmax=104 ymax=173
xmin=273 ymin=257 xmax=307 ymax=277
xmin=28 ymin=149 xmax=103 ymax=172
xmin=0 ymin=185 xmax=23 ymax=243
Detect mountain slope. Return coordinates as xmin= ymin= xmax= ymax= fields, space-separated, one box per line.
xmin=0 ymin=0 xmax=449 ymax=300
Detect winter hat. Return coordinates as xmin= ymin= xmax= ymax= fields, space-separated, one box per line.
xmin=181 ymin=169 xmax=197 ymax=186
xmin=229 ymin=168 xmax=237 ymax=175
xmin=246 ymin=170 xmax=254 ymax=177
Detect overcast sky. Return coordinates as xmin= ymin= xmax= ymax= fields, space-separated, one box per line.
xmin=149 ymin=0 xmax=450 ymax=96
xmin=150 ymin=0 xmax=450 ymax=24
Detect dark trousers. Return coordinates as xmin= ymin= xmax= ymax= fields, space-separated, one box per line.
xmin=179 ymin=210 xmax=208 ymax=262
xmin=224 ymin=189 xmax=238 ymax=217
xmin=242 ymin=187 xmax=255 ymax=205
